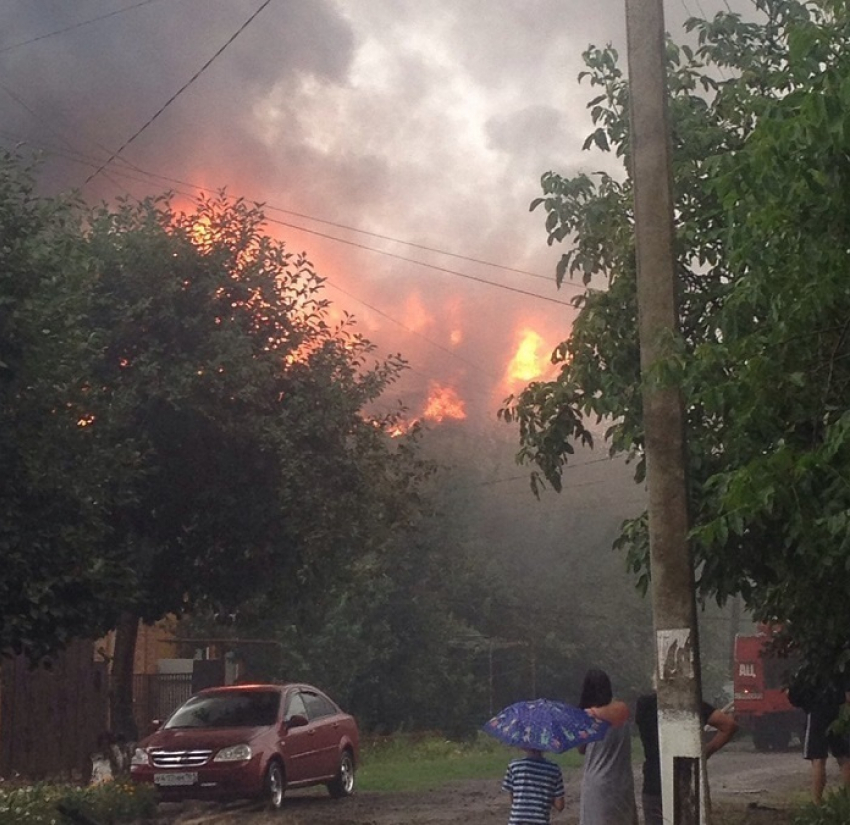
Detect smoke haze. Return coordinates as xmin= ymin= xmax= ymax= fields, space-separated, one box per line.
xmin=0 ymin=0 xmax=754 ymax=424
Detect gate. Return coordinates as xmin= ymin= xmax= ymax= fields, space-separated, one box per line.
xmin=133 ymin=673 xmax=193 ymax=736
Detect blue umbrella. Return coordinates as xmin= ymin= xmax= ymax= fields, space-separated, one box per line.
xmin=483 ymin=698 xmax=610 ymax=754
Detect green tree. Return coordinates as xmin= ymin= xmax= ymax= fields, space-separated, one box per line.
xmin=76 ymin=191 xmax=426 ymax=736
xmin=0 ymin=152 xmax=130 ymax=658
xmin=0 ymin=157 xmax=429 ymax=734
xmin=501 ymin=0 xmax=850 ymax=676
xmin=183 ymin=423 xmax=492 ymax=735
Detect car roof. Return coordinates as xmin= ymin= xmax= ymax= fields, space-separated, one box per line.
xmin=194 ymin=682 xmax=323 ymax=695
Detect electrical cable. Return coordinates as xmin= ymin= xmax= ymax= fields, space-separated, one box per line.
xmin=0 ymin=131 xmax=518 ymax=393
xmin=0 ymin=129 xmax=589 ymax=305
xmin=0 ymin=0 xmax=169 ymax=54
xmin=266 ymin=218 xmax=579 ymax=307
xmin=323 ymin=280 xmax=503 ymax=384
xmin=0 ymin=130 xmax=575 ymax=404
xmin=469 ymin=455 xmax=632 ymax=488
xmin=84 ymin=0 xmax=274 ymax=185
xmin=1 ymin=130 xmax=582 ymax=406
xmin=0 ymin=84 xmax=138 ymax=194
xmin=261 ymin=207 xmax=556 ymax=285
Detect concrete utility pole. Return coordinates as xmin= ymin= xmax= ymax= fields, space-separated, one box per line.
xmin=624 ymin=1 xmax=708 ymax=824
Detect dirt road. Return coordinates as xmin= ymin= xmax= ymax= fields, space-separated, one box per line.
xmin=155 ymin=741 xmax=833 ymax=824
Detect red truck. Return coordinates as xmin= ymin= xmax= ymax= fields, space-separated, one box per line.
xmin=733 ymin=629 xmax=805 ymax=750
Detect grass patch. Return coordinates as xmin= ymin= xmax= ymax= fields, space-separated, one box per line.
xmin=790 ymin=788 xmax=850 ymax=825
xmin=357 ymin=732 xmax=584 ymax=793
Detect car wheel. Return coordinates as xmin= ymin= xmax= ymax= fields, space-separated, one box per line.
xmin=327 ymin=749 xmax=355 ymax=798
xmin=263 ymin=760 xmax=285 ymax=809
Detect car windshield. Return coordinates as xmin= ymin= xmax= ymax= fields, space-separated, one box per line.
xmin=165 ymin=690 xmax=280 ymax=729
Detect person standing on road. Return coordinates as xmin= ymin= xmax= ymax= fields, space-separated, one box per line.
xmin=502 ymin=747 xmax=565 ymax=825
xmin=576 ymin=669 xmax=638 ymax=825
xmin=635 ymin=690 xmax=738 ymax=825
xmin=789 ymin=669 xmax=850 ymax=804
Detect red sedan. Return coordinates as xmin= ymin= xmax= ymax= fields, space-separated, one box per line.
xmin=130 ymin=682 xmax=359 ymax=809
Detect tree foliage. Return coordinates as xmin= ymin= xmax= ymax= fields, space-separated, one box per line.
xmin=501 ymin=0 xmax=850 ymax=675
xmin=0 ymin=153 xmax=127 ymax=657
xmin=0 ymin=154 xmax=429 ymax=674
xmin=81 ymin=190 xmax=421 ymax=624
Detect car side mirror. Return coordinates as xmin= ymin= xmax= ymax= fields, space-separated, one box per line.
xmin=149 ymin=719 xmax=162 ymax=734
xmin=286 ymin=714 xmax=309 ymax=729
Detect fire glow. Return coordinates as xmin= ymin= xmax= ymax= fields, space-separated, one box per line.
xmin=421 ymin=382 xmax=466 ymax=423
xmin=173 ymin=197 xmax=563 ymax=433
xmin=505 ymin=328 xmax=551 ymax=385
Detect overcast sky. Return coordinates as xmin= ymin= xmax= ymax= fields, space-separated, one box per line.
xmin=1 ymin=0 xmax=752 ymax=428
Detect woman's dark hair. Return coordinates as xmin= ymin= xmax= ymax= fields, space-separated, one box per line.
xmin=579 ymin=668 xmax=613 ymax=708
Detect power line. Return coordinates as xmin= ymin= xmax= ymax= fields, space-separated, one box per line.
xmin=76 ymin=147 xmax=586 ymax=299
xmin=0 ymin=132 xmax=543 ymax=393
xmin=84 ymin=0 xmax=274 ymax=185
xmin=692 ymin=0 xmax=709 ymax=22
xmin=95 ymin=158 xmax=588 ymax=294
xmin=324 ymin=280 xmax=503 ymax=384
xmin=0 ymin=132 xmax=583 ymax=414
xmin=1 ymin=6 xmax=596 ymax=300
xmin=0 ymin=84 xmax=136 ymax=194
xmin=0 ymin=0 xmax=169 ymax=54
xmin=266 ymin=217 xmax=579 ymax=307
xmin=261 ymin=207 xmax=556 ymax=285
xmin=0 ymin=132 xmax=576 ymax=401
xmin=5 ymin=124 xmax=552 ymax=284
xmin=470 ymin=455 xmax=632 ymax=488
xmin=2 ymin=132 xmax=582 ymax=401
xmin=1 ymin=82 xmax=83 ymax=155
xmin=3 ymin=129 xmax=587 ymax=307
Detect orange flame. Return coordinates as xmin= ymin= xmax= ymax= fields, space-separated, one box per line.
xmin=422 ymin=382 xmax=466 ymax=422
xmin=506 ymin=328 xmax=549 ymax=384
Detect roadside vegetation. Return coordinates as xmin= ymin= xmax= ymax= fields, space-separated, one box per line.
xmin=791 ymin=790 xmax=850 ymax=825
xmin=0 ymin=780 xmax=156 ymax=825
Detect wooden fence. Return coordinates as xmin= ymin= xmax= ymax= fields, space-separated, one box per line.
xmin=0 ymin=640 xmax=108 ymax=780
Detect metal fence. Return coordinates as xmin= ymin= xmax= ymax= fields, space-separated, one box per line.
xmin=133 ymin=672 xmax=193 ymax=736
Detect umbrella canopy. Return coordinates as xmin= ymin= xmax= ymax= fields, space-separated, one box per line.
xmin=483 ymin=698 xmax=610 ymax=754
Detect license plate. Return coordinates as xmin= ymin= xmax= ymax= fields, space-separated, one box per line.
xmin=154 ymin=771 xmax=198 ymax=787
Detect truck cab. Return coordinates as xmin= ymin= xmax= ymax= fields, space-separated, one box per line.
xmin=733 ymin=630 xmax=804 ymax=751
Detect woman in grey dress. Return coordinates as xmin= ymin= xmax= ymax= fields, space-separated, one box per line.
xmin=577 ymin=669 xmax=638 ymax=825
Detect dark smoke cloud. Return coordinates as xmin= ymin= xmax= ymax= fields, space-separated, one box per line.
xmin=0 ymin=0 xmax=753 ymax=423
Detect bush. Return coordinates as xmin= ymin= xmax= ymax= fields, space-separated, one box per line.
xmin=791 ymin=789 xmax=850 ymax=825
xmin=0 ymin=780 xmax=157 ymax=824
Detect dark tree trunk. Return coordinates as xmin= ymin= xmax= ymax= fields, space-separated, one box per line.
xmin=110 ymin=610 xmax=140 ymax=744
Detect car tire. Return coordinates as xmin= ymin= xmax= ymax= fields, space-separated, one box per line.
xmin=327 ymin=749 xmax=355 ymax=798
xmin=263 ymin=760 xmax=285 ymax=809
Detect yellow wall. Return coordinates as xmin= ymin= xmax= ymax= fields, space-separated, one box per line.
xmin=95 ymin=616 xmax=179 ymax=675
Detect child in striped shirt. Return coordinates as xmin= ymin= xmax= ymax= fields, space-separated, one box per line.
xmin=502 ymin=747 xmax=565 ymax=824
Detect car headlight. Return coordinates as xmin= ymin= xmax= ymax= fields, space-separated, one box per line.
xmin=130 ymin=747 xmax=150 ymax=767
xmin=214 ymin=744 xmax=253 ymax=762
